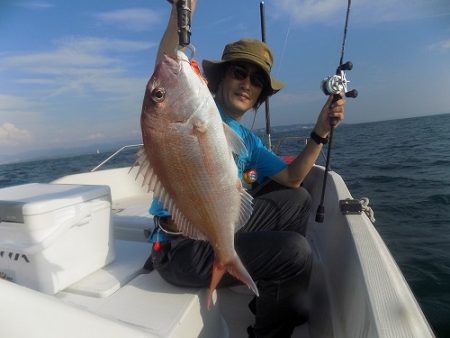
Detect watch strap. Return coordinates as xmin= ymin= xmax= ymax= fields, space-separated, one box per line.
xmin=310 ymin=131 xmax=329 ymax=145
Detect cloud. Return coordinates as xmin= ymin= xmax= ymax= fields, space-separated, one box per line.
xmin=275 ymin=0 xmax=342 ymax=24
xmin=428 ymin=39 xmax=450 ymax=52
xmin=19 ymin=1 xmax=53 ymax=10
xmin=84 ymin=132 xmax=105 ymax=141
xmin=95 ymin=8 xmax=162 ymax=31
xmin=0 ymin=122 xmax=32 ymax=146
xmin=0 ymin=94 xmax=42 ymax=131
xmin=57 ymin=36 xmax=153 ymax=53
xmin=0 ymin=94 xmax=31 ymax=111
xmin=2 ymin=37 xmax=152 ymax=72
xmin=0 ymin=37 xmax=154 ymax=97
xmin=351 ymin=0 xmax=450 ymax=23
xmin=273 ymin=0 xmax=450 ymax=25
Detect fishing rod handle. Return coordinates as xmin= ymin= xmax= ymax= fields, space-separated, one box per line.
xmin=315 ymin=205 xmax=325 ymax=223
xmin=329 ymin=89 xmax=358 ymax=126
xmin=328 ymin=94 xmax=344 ymax=127
xmin=315 ymin=124 xmax=336 ymax=223
xmin=175 ymin=0 xmax=192 ymax=47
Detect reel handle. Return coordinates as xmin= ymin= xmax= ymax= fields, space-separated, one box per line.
xmin=337 ymin=61 xmax=353 ymax=72
xmin=345 ymin=89 xmax=358 ymax=98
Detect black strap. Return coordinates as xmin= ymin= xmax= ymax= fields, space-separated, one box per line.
xmin=310 ymin=131 xmax=329 ymax=145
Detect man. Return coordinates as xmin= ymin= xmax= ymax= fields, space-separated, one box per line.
xmin=148 ymin=1 xmax=345 ymax=337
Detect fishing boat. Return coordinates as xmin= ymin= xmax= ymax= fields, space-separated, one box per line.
xmin=0 ymin=142 xmax=435 ymax=337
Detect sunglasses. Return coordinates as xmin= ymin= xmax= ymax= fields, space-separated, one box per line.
xmin=228 ymin=64 xmax=267 ymax=88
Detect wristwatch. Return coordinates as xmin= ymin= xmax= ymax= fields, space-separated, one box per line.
xmin=310 ymin=131 xmax=329 ymax=145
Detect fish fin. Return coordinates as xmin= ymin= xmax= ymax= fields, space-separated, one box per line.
xmin=132 ymin=147 xmax=157 ymax=190
xmin=154 ymin=183 xmax=207 ymax=240
xmin=208 ymin=263 xmax=225 ymax=310
xmin=131 ymin=147 xmax=208 ymax=240
xmin=128 ymin=146 xmax=145 ymax=174
xmin=208 ymin=257 xmax=259 ymax=310
xmin=223 ymin=123 xmax=248 ymax=157
xmin=171 ymin=205 xmax=208 ymax=240
xmin=234 ymin=182 xmax=253 ymax=232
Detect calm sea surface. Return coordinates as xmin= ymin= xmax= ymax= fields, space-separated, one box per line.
xmin=1 ymin=113 xmax=449 ymax=337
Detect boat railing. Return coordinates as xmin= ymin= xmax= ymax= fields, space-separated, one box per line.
xmin=90 ymin=137 xmax=325 ymax=173
xmin=91 ymin=144 xmax=143 ymax=172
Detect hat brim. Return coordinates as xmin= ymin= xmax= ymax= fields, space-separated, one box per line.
xmin=202 ymin=59 xmax=284 ymax=96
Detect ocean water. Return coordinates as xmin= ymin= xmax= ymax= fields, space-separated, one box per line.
xmin=1 ymin=113 xmax=449 ymax=337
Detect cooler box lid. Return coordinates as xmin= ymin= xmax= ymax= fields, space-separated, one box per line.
xmin=0 ymin=183 xmax=111 ymax=222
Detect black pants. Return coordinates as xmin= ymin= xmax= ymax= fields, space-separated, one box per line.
xmin=152 ymin=186 xmax=313 ymax=338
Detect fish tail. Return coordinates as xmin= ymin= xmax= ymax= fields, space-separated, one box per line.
xmin=207 ymin=258 xmax=259 ymax=310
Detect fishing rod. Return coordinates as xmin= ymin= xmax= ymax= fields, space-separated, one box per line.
xmin=259 ymin=1 xmax=272 ymax=150
xmin=315 ymin=0 xmax=358 ymax=223
xmin=167 ymin=0 xmax=194 ymax=53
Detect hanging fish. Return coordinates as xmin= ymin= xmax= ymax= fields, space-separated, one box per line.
xmin=136 ymin=50 xmax=258 ymax=308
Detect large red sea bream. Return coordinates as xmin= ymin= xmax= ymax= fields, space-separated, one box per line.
xmin=136 ymin=51 xmax=258 ymax=307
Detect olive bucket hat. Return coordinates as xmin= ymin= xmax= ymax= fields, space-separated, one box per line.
xmin=202 ymin=38 xmax=284 ymax=96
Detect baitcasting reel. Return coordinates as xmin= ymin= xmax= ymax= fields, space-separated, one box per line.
xmin=321 ymin=61 xmax=358 ymax=99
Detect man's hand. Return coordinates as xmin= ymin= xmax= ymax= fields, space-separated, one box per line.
xmin=314 ymin=93 xmax=346 ymax=137
xmin=156 ymin=0 xmax=196 ymax=64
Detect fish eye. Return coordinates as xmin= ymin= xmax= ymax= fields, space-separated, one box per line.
xmin=151 ymin=87 xmax=166 ymax=103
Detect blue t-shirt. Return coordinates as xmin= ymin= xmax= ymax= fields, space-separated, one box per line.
xmin=218 ymin=107 xmax=286 ymax=180
xmin=150 ymin=105 xmax=287 ymax=216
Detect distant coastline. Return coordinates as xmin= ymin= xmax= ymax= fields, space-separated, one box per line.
xmin=0 ymin=139 xmax=140 ymax=166
xmin=1 ymin=112 xmax=449 ymax=166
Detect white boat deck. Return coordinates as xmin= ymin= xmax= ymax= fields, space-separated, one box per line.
xmin=57 ymin=239 xmax=312 ymax=338
xmin=58 ymin=248 xmax=224 ymax=337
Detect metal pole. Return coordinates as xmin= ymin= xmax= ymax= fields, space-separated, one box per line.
xmin=260 ymin=1 xmax=272 ymax=150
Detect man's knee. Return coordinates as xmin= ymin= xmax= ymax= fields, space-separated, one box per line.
xmin=289 ymin=186 xmax=312 ymax=211
xmin=281 ymin=233 xmax=312 ymax=277
xmin=279 ymin=187 xmax=312 ymax=235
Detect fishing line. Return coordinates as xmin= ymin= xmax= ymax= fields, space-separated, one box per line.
xmin=275 ymin=15 xmax=292 ymax=78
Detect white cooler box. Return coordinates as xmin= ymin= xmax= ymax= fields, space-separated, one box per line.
xmin=0 ymin=183 xmax=115 ymax=294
